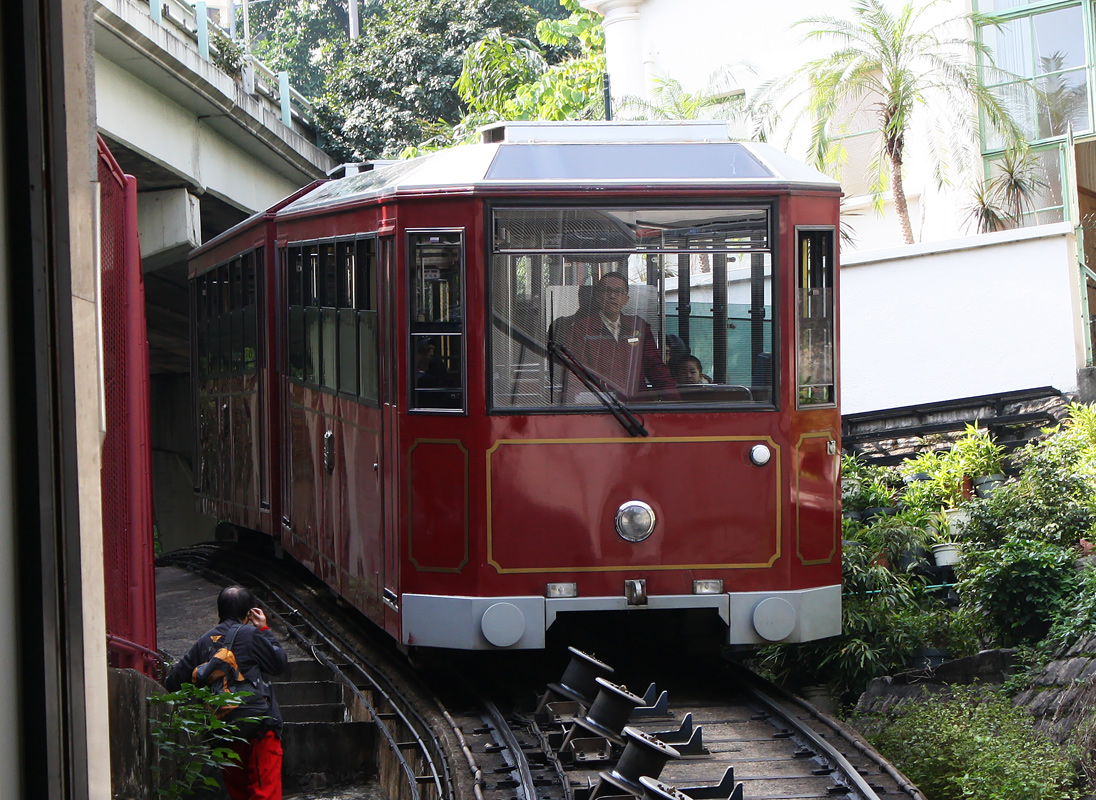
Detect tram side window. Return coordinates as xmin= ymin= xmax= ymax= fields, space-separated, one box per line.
xmin=217 ymin=265 xmax=231 ymax=376
xmin=336 ymin=240 xmax=357 ymax=397
xmin=243 ymin=250 xmax=260 ymax=373
xmin=356 ymin=239 xmax=379 ymax=404
xmin=319 ymin=244 xmax=338 ymax=390
xmin=194 ymin=274 xmax=210 ymax=380
xmin=796 ymin=229 xmax=836 ymax=408
xmin=409 ymin=232 xmax=464 ymax=411
xmin=285 ymin=238 xmax=379 ymax=405
xmin=230 ymin=258 xmax=244 ymax=374
xmin=304 ymin=246 xmax=321 ymax=385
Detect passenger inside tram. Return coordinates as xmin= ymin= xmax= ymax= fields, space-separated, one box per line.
xmin=670 ymin=354 xmax=711 ymax=386
xmin=554 ymin=272 xmax=678 ymax=402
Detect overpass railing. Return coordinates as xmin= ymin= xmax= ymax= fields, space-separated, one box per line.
xmin=142 ymin=0 xmax=316 ymax=131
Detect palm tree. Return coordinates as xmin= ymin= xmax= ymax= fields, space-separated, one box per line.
xmin=964 ymin=145 xmax=1047 ymax=234
xmin=788 ymin=0 xmax=1023 ymax=245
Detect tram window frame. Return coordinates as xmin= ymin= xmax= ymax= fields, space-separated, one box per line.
xmin=195 ymin=273 xmax=210 ymax=380
xmin=485 ymin=202 xmax=779 ymax=414
xmin=795 ymin=226 xmax=836 ymax=409
xmin=408 ymin=230 xmax=466 ymax=413
xmin=243 ymin=249 xmax=259 ymax=374
xmin=287 ymin=246 xmax=306 ymax=381
xmin=283 ymin=236 xmax=383 ymax=406
xmin=218 ymin=264 xmax=231 ymax=377
xmin=336 ymin=239 xmax=358 ymax=398
xmin=355 ymin=238 xmax=379 ymax=405
xmin=230 ymin=257 xmax=245 ymax=375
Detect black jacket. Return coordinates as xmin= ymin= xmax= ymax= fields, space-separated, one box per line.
xmin=164 ymin=619 xmax=288 ymax=736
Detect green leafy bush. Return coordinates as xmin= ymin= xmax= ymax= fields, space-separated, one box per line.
xmin=958 ymin=537 xmax=1079 ymax=646
xmin=964 ymin=439 xmax=1096 ymax=550
xmin=149 ymin=683 xmax=249 ymax=800
xmin=867 ymin=685 xmax=1081 ymax=800
xmin=1041 ymin=567 xmax=1096 ymax=658
xmin=841 ymin=453 xmax=897 ymax=512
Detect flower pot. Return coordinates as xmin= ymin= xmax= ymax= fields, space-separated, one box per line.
xmin=800 ymin=685 xmax=835 ymax=714
xmin=840 ymin=476 xmax=861 ymax=502
xmin=902 ymin=472 xmax=931 ymax=484
xmin=943 ymin=507 xmax=969 ymax=538
xmin=931 ymin=542 xmax=960 ymax=567
xmin=913 ymin=647 xmax=949 ymax=670
xmin=898 ymin=546 xmax=933 ymax=574
xmin=861 ymin=506 xmax=898 ymax=524
xmin=973 ymin=473 xmax=1005 ymax=498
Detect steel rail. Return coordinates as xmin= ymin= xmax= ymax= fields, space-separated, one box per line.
xmin=480 ymin=696 xmax=538 ymax=800
xmin=160 ymin=548 xmax=450 ymax=800
xmin=742 ymin=678 xmax=884 ymax=800
xmin=781 ymin=693 xmax=930 ymax=800
xmin=251 ymin=578 xmax=442 ymax=800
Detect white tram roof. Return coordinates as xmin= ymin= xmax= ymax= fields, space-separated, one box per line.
xmin=280 ymin=122 xmax=840 ymax=216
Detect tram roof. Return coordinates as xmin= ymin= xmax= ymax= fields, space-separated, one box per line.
xmin=280 ymin=122 xmax=840 ymax=215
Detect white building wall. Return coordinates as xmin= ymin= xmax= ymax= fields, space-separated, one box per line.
xmin=840 ymin=223 xmax=1082 ymax=413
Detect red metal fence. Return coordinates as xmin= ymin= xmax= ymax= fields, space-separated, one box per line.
xmin=98 ymin=135 xmax=158 ymax=677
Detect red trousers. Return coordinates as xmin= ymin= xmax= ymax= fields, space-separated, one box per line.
xmin=223 ymin=730 xmax=283 ymax=800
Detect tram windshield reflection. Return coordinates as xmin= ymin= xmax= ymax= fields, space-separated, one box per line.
xmin=489 ymin=206 xmax=774 ymax=410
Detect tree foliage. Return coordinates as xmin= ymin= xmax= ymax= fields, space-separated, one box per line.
xmin=456 ymin=1 xmax=604 ymax=121
xmin=316 ymin=0 xmax=540 ymax=159
xmin=782 ymin=0 xmax=1023 ymax=245
xmin=238 ymin=0 xmax=352 ymax=99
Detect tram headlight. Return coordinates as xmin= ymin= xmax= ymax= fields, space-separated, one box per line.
xmin=615 ymin=501 xmax=656 ymax=542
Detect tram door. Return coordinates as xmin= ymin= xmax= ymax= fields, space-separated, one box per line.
xmin=379 ymin=236 xmax=401 ymax=636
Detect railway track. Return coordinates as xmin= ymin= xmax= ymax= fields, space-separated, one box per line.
xmin=159 ymin=544 xmax=925 ymax=800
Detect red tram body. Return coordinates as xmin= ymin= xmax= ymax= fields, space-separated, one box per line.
xmin=189 ymin=122 xmax=843 ymax=651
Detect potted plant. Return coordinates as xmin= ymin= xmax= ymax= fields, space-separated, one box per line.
xmin=950 ymin=424 xmax=1005 ymax=496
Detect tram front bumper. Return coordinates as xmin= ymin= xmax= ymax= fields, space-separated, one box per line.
xmin=401 ymin=585 xmax=841 ymax=650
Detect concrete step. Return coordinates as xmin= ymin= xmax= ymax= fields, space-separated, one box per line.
xmin=277 ymin=659 xmax=333 ymax=683
xmin=282 ymin=720 xmax=376 ymax=794
xmin=276 ymin=679 xmax=343 ymax=706
xmin=281 ymin=702 xmax=347 ymax=723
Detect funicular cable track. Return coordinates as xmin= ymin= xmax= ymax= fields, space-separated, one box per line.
xmin=160 ymin=544 xmax=923 ymax=800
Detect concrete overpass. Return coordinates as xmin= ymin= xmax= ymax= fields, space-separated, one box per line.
xmin=93 ymin=0 xmax=337 ymax=549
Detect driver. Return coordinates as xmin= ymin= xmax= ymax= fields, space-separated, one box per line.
xmin=556 ymin=272 xmax=677 ymax=401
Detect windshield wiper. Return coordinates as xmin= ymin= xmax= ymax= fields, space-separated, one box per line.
xmin=547 ymin=340 xmax=648 ymax=437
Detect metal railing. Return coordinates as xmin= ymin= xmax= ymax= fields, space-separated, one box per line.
xmin=140 ymin=0 xmax=315 ymax=130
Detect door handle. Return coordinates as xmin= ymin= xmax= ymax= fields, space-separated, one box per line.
xmin=323 ymin=430 xmax=335 ymax=473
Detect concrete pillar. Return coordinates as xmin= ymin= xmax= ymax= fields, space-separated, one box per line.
xmin=136 ymin=189 xmax=201 ymax=272
xmin=580 ymin=0 xmax=649 ymax=104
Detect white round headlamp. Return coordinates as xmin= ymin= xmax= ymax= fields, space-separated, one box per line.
xmin=616 ymin=501 xmax=656 ymax=542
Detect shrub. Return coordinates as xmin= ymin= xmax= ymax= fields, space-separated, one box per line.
xmin=867 ymin=685 xmax=1081 ymax=800
xmin=755 ymin=514 xmax=933 ymax=702
xmin=149 ymin=683 xmax=249 ymax=800
xmin=964 ymin=405 xmax=1096 ymax=550
xmin=1041 ymin=566 xmax=1096 ymax=658
xmin=958 ymin=537 xmax=1079 ymax=646
xmin=841 ymin=453 xmax=897 ymax=512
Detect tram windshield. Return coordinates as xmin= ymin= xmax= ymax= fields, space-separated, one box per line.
xmin=489 ymin=205 xmax=774 ymax=411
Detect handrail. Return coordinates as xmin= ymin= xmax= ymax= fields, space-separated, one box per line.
xmin=138 ymin=0 xmax=316 ymax=130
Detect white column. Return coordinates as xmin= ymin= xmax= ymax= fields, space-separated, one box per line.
xmin=580 ymin=0 xmax=648 ymax=103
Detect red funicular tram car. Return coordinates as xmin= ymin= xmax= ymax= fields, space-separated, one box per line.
xmin=189 ymin=121 xmax=843 ymax=651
